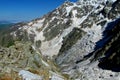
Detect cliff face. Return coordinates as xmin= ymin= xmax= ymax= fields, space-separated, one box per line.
xmin=97 ymin=18 xmax=120 ymax=72
xmin=0 ymin=0 xmax=120 ymax=80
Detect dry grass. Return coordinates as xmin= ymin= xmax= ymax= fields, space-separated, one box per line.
xmin=0 ymin=72 xmax=21 ymax=80
xmin=28 ymin=68 xmax=49 ymax=80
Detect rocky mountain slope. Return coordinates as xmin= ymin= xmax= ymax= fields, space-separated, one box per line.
xmin=0 ymin=0 xmax=120 ymax=80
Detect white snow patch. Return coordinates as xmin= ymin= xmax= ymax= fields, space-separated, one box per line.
xmin=83 ymin=24 xmax=103 ymax=43
xmin=41 ymin=59 xmax=49 ymax=67
xmin=28 ymin=22 xmax=33 ymax=26
xmin=109 ymin=0 xmax=117 ymax=3
xmin=63 ymin=19 xmax=68 ymax=23
xmin=66 ymin=3 xmax=77 ymax=16
xmin=50 ymin=75 xmax=64 ymax=80
xmin=35 ymin=31 xmax=45 ymax=41
xmin=77 ymin=66 xmax=120 ymax=80
xmin=40 ymin=36 xmax=63 ymax=58
xmin=94 ymin=5 xmax=104 ymax=14
xmin=72 ymin=8 xmax=94 ymax=27
xmin=10 ymin=31 xmax=17 ymax=37
xmin=19 ymin=70 xmax=42 ymax=80
xmin=49 ymin=71 xmax=64 ymax=80
xmin=50 ymin=17 xmax=56 ymax=22
xmin=79 ymin=0 xmax=109 ymax=6
xmin=34 ymin=22 xmax=49 ymax=42
xmin=23 ymin=18 xmax=45 ymax=42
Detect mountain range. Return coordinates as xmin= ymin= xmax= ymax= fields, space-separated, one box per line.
xmin=0 ymin=0 xmax=120 ymax=80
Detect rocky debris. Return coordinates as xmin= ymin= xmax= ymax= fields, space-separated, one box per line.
xmin=0 ymin=41 xmax=67 ymax=80
xmin=77 ymin=66 xmax=120 ymax=80
xmin=56 ymin=0 xmax=120 ymax=65
xmin=5 ymin=0 xmax=119 ymax=59
xmin=96 ymin=18 xmax=120 ymax=72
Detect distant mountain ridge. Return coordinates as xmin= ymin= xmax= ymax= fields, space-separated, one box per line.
xmin=0 ymin=20 xmax=24 ymax=24
xmin=0 ymin=20 xmax=15 ymax=24
xmin=0 ymin=22 xmax=14 ymax=29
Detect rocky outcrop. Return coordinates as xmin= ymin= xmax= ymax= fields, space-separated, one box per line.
xmin=97 ymin=18 xmax=120 ymax=72
xmin=0 ymin=42 xmax=66 ymax=80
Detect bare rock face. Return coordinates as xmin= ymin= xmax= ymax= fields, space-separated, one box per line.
xmin=0 ymin=42 xmax=42 ymax=79
xmin=55 ymin=0 xmax=119 ymax=68
xmin=0 ymin=41 xmax=65 ymax=80
xmin=0 ymin=0 xmax=120 ymax=80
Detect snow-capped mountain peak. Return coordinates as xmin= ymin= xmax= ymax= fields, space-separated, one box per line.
xmin=10 ymin=0 xmax=119 ymax=58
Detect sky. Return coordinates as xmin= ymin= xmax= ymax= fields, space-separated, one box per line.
xmin=0 ymin=0 xmax=77 ymax=22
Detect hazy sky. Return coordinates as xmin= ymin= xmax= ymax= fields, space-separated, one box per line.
xmin=0 ymin=0 xmax=77 ymax=22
